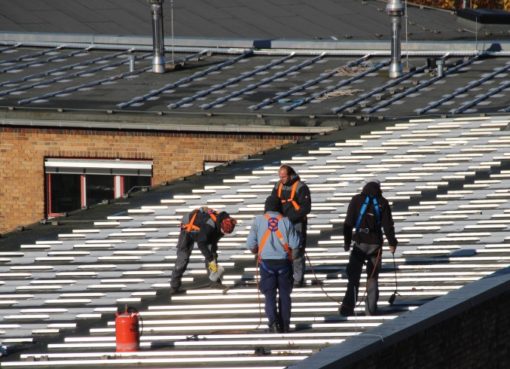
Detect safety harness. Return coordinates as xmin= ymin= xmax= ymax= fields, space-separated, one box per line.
xmin=277 ymin=181 xmax=301 ymax=211
xmin=355 ymin=195 xmax=381 ymax=235
xmin=181 ymin=208 xmax=217 ymax=233
xmin=257 ymin=213 xmax=292 ymax=262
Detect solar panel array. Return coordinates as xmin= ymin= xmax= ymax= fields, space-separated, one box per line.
xmin=0 ymin=115 xmax=509 ymax=368
xmin=0 ymin=44 xmax=509 ymax=117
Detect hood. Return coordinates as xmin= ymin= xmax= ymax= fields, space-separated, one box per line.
xmin=264 ymin=195 xmax=282 ymax=213
xmin=362 ymin=180 xmax=382 ymax=197
xmin=285 ymin=173 xmax=300 ymax=186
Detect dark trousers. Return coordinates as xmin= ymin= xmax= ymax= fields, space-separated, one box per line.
xmin=292 ymin=222 xmax=307 ymax=286
xmin=259 ymin=260 xmax=293 ymax=330
xmin=170 ymin=231 xmax=216 ymax=290
xmin=341 ymin=243 xmax=382 ymax=315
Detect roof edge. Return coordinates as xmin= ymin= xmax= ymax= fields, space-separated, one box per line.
xmin=2 ymin=32 xmax=510 ymax=55
xmin=290 ymin=268 xmax=510 ymax=369
xmin=0 ymin=116 xmax=337 ymax=135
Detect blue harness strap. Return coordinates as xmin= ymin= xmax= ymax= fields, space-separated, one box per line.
xmin=355 ymin=195 xmax=381 ymax=234
xmin=372 ymin=196 xmax=381 ymax=226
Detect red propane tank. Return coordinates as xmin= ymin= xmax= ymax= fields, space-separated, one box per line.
xmin=115 ymin=308 xmax=140 ymax=352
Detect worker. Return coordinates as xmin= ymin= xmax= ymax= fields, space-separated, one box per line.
xmin=271 ymin=165 xmax=311 ymax=287
xmin=246 ymin=196 xmax=300 ymax=333
xmin=340 ymin=179 xmax=398 ymax=316
xmin=170 ymin=207 xmax=237 ymax=294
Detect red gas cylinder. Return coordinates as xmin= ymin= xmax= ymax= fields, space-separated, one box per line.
xmin=115 ymin=307 xmax=140 ymax=352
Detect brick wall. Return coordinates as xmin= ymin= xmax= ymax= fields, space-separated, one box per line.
xmin=0 ymin=126 xmax=298 ymax=234
xmin=342 ymin=291 xmax=510 ymax=369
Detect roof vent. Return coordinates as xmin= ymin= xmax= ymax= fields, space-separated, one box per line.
xmin=386 ymin=0 xmax=404 ymax=78
xmin=148 ymin=0 xmax=166 ymax=73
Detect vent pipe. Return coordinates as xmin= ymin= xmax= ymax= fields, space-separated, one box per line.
xmin=386 ymin=0 xmax=404 ymax=78
xmin=148 ymin=0 xmax=165 ymax=73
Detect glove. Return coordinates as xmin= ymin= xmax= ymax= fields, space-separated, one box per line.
xmin=344 ymin=243 xmax=350 ymax=252
xmin=208 ymin=260 xmax=218 ymax=273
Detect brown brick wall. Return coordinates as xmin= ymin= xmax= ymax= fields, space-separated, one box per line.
xmin=0 ymin=127 xmax=298 ymax=234
xmin=342 ymin=291 xmax=510 ymax=369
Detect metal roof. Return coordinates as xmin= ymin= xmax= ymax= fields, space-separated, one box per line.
xmin=2 ymin=0 xmax=507 ymax=42
xmin=0 ymin=115 xmax=509 ymax=368
xmin=0 ymin=43 xmax=509 ymax=125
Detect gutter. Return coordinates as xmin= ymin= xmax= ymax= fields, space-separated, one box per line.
xmin=0 ymin=117 xmax=337 ymax=135
xmin=1 ymin=32 xmax=510 ymax=55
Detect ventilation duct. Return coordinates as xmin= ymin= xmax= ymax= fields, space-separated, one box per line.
xmin=148 ymin=0 xmax=165 ymax=73
xmin=386 ymin=0 xmax=404 ymax=78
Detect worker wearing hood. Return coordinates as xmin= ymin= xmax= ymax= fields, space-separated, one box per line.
xmin=340 ymin=179 xmax=398 ymax=316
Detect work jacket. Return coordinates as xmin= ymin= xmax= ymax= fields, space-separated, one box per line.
xmin=343 ymin=182 xmax=398 ymax=248
xmin=246 ymin=211 xmax=300 ymax=260
xmin=271 ymin=174 xmax=311 ymax=225
xmin=180 ymin=207 xmax=229 ymax=262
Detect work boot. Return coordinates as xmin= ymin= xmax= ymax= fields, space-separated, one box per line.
xmin=339 ymin=304 xmax=353 ymax=317
xmin=169 ymin=286 xmax=182 ymax=295
xmin=267 ymin=323 xmax=278 ymax=333
xmin=209 ymin=280 xmax=224 ymax=289
xmin=281 ymin=324 xmax=290 ymax=333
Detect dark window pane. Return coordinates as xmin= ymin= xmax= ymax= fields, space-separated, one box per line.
xmin=50 ymin=174 xmax=81 ymax=214
xmin=86 ymin=175 xmax=113 ymax=207
xmin=124 ymin=176 xmax=151 ymax=195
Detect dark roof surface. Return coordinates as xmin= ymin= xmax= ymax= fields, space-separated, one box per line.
xmin=0 ymin=44 xmax=509 ymax=124
xmin=1 ymin=0 xmax=505 ymax=41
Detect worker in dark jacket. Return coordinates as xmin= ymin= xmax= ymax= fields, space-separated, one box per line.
xmin=271 ymin=165 xmax=311 ymax=287
xmin=170 ymin=207 xmax=237 ymax=294
xmin=246 ymin=196 xmax=300 ymax=333
xmin=340 ymin=179 xmax=398 ymax=316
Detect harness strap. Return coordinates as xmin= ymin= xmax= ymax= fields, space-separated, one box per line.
xmin=182 ymin=210 xmax=200 ymax=233
xmin=372 ymin=197 xmax=381 ymax=226
xmin=258 ymin=213 xmax=292 ymax=262
xmin=355 ymin=196 xmax=381 ymax=234
xmin=277 ymin=181 xmax=301 ymax=211
xmin=182 ymin=208 xmax=218 ymax=233
xmin=207 ymin=209 xmax=217 ymax=223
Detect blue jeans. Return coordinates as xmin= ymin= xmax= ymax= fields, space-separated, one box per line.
xmin=259 ymin=260 xmax=293 ymax=330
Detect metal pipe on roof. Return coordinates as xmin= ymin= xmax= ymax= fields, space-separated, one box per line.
xmin=148 ymin=0 xmax=166 ymax=73
xmin=386 ymin=0 xmax=404 ymax=78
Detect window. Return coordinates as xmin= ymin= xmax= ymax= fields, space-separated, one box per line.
xmin=47 ymin=174 xmax=81 ymax=214
xmin=45 ymin=158 xmax=152 ymax=217
xmin=124 ymin=176 xmax=152 ymax=196
xmin=86 ymin=175 xmax=114 ymax=207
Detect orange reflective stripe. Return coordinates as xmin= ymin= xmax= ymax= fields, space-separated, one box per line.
xmin=258 ymin=213 xmax=292 ymax=261
xmin=183 ymin=211 xmax=200 ymax=232
xmin=277 ymin=182 xmax=283 ymax=199
xmin=209 ymin=212 xmax=217 ymax=223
